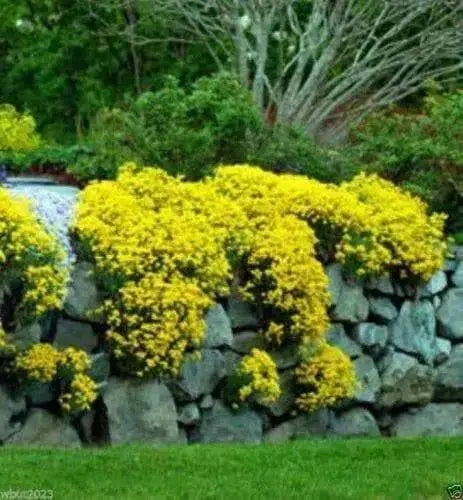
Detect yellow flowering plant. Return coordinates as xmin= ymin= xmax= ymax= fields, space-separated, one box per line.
xmin=295 ymin=342 xmax=357 ymax=412
xmin=233 ymin=348 xmax=281 ymax=405
xmin=14 ymin=342 xmax=97 ymax=414
xmin=0 ymin=104 xmax=40 ymax=153
xmin=0 ymin=188 xmax=68 ymax=321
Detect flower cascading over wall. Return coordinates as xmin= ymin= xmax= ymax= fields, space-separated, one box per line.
xmin=72 ymin=163 xmax=447 ymax=412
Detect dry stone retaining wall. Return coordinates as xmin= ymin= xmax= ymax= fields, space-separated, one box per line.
xmin=1 ymin=249 xmax=463 ymax=447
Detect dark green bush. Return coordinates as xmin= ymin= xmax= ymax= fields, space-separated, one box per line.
xmin=347 ymin=89 xmax=463 ymax=231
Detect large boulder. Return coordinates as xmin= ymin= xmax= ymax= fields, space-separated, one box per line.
xmin=64 ymin=262 xmax=102 ymax=322
xmin=435 ymin=345 xmax=463 ymax=401
xmin=199 ymin=401 xmax=262 ymax=443
xmin=178 ymin=403 xmax=201 ymax=426
xmin=268 ymin=343 xmax=299 ymax=369
xmin=0 ymin=387 xmax=25 ymax=442
xmin=329 ymin=408 xmax=380 ymax=437
xmin=378 ymin=352 xmax=433 ymax=408
xmin=104 ymin=378 xmax=180 ymax=444
xmin=390 ymin=300 xmax=437 ymax=365
xmin=353 ymin=355 xmax=381 ymax=404
xmin=332 ymin=280 xmax=369 ymax=323
xmin=369 ymin=298 xmax=398 ymax=323
xmin=171 ymin=349 xmax=226 ymax=401
xmin=54 ymin=318 xmax=98 ymax=353
xmin=264 ymin=409 xmax=331 ymax=443
xmin=326 ymin=324 xmax=362 ymax=359
xmin=352 ymin=323 xmax=389 ymax=358
xmin=203 ymin=304 xmax=233 ymax=348
xmin=437 ymin=289 xmax=463 ymax=340
xmin=434 ymin=337 xmax=452 ymax=365
xmin=391 ymin=403 xmax=463 ymax=437
xmin=6 ymin=409 xmax=81 ymax=447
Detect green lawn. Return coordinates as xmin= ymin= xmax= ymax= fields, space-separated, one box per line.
xmin=0 ymin=438 xmax=461 ymax=499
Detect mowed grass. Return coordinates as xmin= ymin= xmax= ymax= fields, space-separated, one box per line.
xmin=0 ymin=438 xmax=461 ymax=499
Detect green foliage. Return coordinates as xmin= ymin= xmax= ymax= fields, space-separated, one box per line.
xmin=0 ymin=104 xmax=40 ymax=153
xmin=70 ymin=74 xmax=263 ymax=181
xmin=348 ymin=89 xmax=463 ymax=231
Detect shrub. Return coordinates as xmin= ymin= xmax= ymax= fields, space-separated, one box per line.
xmin=0 ymin=187 xmax=68 ymax=321
xmin=14 ymin=343 xmax=97 ymax=413
xmin=348 ymin=89 xmax=463 ymax=231
xmin=0 ymin=104 xmax=40 ymax=154
xmin=295 ymin=342 xmax=356 ymax=412
xmin=233 ymin=348 xmax=281 ymax=405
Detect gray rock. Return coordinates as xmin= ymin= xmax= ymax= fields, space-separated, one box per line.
xmin=54 ymin=319 xmax=97 ymax=353
xmin=433 ymin=296 xmax=442 ymax=310
xmin=104 ymin=378 xmax=180 ymax=444
xmin=453 ymin=246 xmax=463 ymax=261
xmin=199 ymin=394 xmax=214 ymax=410
xmin=9 ymin=323 xmax=41 ymax=349
xmin=232 ymin=331 xmax=265 ymax=354
xmin=174 ymin=349 xmax=226 ymax=401
xmin=264 ymin=409 xmax=331 ymax=443
xmin=64 ymin=262 xmax=102 ymax=322
xmin=452 ymin=262 xmax=463 ymax=287
xmin=178 ymin=403 xmax=201 ymax=426
xmin=228 ymin=298 xmax=258 ymax=330
xmin=88 ymin=352 xmax=111 ymax=383
xmin=353 ymin=355 xmax=381 ymax=404
xmin=20 ymin=381 xmax=58 ymax=406
xmin=223 ymin=350 xmax=241 ymax=377
xmin=369 ymin=297 xmax=398 ymax=323
xmin=365 ymin=276 xmax=395 ymax=295
xmin=326 ymin=263 xmax=343 ymax=306
xmin=326 ymin=324 xmax=362 ymax=359
xmin=0 ymin=387 xmax=25 ymax=442
xmin=199 ymin=401 xmax=262 ymax=443
xmin=379 ymin=352 xmax=433 ymax=408
xmin=352 ymin=323 xmax=389 ymax=357
xmin=329 ymin=408 xmax=380 ymax=437
xmin=7 ymin=409 xmax=81 ymax=447
xmin=204 ymin=304 xmax=233 ymax=348
xmin=434 ymin=337 xmax=452 ymax=365
xmin=266 ymin=371 xmax=296 ymax=417
xmin=435 ymin=345 xmax=463 ymax=401
xmin=391 ymin=403 xmax=463 ymax=437
xmin=268 ymin=343 xmax=299 ymax=369
xmin=390 ymin=300 xmax=437 ymax=364
xmin=332 ymin=280 xmax=369 ymax=323
xmin=421 ymin=270 xmax=447 ymax=297
xmin=437 ymin=289 xmax=463 ymax=340
xmin=394 ymin=282 xmax=415 ymax=298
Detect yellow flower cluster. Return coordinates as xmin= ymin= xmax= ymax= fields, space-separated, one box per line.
xmin=295 ymin=343 xmax=356 ymax=412
xmin=106 ymin=274 xmax=212 ymax=377
xmin=59 ymin=373 xmax=98 ymax=413
xmin=73 ymin=163 xmax=446 ymax=411
xmin=15 ymin=343 xmax=60 ymax=382
xmin=0 ymin=104 xmax=40 ymax=152
xmin=0 ymin=188 xmax=68 ymax=319
xmin=212 ymin=165 xmax=446 ymax=280
xmin=242 ymin=215 xmax=329 ymax=345
xmin=236 ymin=348 xmax=281 ymax=404
xmin=15 ymin=343 xmax=97 ymax=413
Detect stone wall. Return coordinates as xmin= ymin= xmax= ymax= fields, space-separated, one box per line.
xmin=1 ymin=249 xmax=463 ymax=447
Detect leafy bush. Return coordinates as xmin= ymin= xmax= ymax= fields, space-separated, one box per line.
xmin=348 ymin=89 xmax=463 ymax=231
xmin=69 ymin=74 xmax=346 ymax=183
xmin=0 ymin=104 xmax=40 ymax=154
